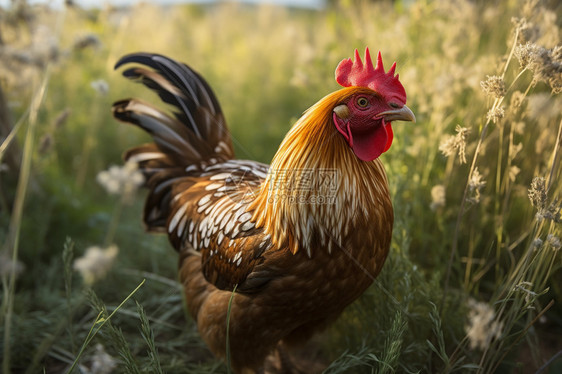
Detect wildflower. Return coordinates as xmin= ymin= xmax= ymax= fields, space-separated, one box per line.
xmin=53 ymin=108 xmax=71 ymax=129
xmin=467 ymin=167 xmax=486 ymax=204
xmin=515 ymin=42 xmax=562 ymax=94
xmin=73 ymin=33 xmax=102 ymax=51
xmin=511 ymin=16 xmax=539 ymax=44
xmin=515 ymin=42 xmax=542 ymax=71
xmin=547 ymin=234 xmax=561 ymax=251
xmin=526 ymin=93 xmax=551 ymax=121
xmin=531 ymin=238 xmax=543 ymax=250
xmin=430 ymin=184 xmax=446 ymax=211
xmin=38 ymin=134 xmax=53 ymax=154
xmin=97 ymin=161 xmax=144 ymax=202
xmin=510 ymin=91 xmax=526 ymax=110
xmin=439 ymin=125 xmax=469 ymax=164
xmin=528 ymin=176 xmax=547 ymax=211
xmin=91 ymin=79 xmax=109 ymax=96
xmin=73 ymin=245 xmax=118 ymax=285
xmin=508 ymin=165 xmax=520 ymax=182
xmin=0 ymin=250 xmax=24 ymax=278
xmin=543 ymin=199 xmax=561 ymax=223
xmin=533 ymin=45 xmax=562 ymax=94
xmin=486 ymin=105 xmax=504 ymax=123
xmin=510 ymin=142 xmax=523 ymax=160
xmin=514 ymin=281 xmax=539 ymax=307
xmin=480 ymin=75 xmax=506 ymax=99
xmin=90 ymin=344 xmax=117 ymax=374
xmin=528 ymin=178 xmax=561 ymax=222
xmin=465 ymin=298 xmax=504 ymax=350
xmin=513 ymin=121 xmax=526 ymax=135
xmin=511 ymin=17 xmax=528 ymax=32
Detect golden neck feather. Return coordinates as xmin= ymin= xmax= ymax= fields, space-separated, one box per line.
xmin=249 ymin=87 xmax=391 ymax=256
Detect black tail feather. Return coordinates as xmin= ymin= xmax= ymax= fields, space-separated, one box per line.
xmin=113 ymin=52 xmax=235 ymax=232
xmin=113 ymin=52 xmax=234 ymax=163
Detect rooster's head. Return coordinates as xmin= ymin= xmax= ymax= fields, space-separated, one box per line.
xmin=332 ymin=48 xmax=415 ymax=161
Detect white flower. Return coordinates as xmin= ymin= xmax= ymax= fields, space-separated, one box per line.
xmin=81 ymin=344 xmax=117 ymax=374
xmin=96 ymin=161 xmax=144 ymax=201
xmin=547 ymin=234 xmax=561 ymax=251
xmin=0 ymin=250 xmax=24 ymax=278
xmin=465 ymin=298 xmax=504 ymax=350
xmin=430 ymin=184 xmax=446 ymax=210
xmin=73 ymin=245 xmax=118 ymax=285
xmin=90 ymin=79 xmax=109 ymax=96
xmin=91 ymin=344 xmax=116 ymax=374
xmin=467 ymin=167 xmax=486 ymax=204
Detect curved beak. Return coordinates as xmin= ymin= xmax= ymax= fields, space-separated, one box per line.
xmin=378 ymin=105 xmax=416 ymax=123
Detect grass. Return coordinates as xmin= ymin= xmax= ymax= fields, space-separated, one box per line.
xmin=0 ymin=0 xmax=561 ymax=373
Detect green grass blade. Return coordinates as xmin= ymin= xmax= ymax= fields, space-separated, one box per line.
xmin=226 ymin=284 xmax=238 ymax=374
xmin=66 ymin=279 xmax=145 ymax=373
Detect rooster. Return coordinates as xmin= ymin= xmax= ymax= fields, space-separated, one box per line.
xmin=112 ymin=48 xmax=415 ymax=373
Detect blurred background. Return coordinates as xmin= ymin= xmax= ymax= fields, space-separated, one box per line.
xmin=0 ymin=0 xmax=561 ymax=373
xmin=0 ymin=0 xmax=326 ymax=9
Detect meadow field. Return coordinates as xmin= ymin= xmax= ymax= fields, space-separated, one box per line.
xmin=0 ymin=0 xmax=561 ymax=372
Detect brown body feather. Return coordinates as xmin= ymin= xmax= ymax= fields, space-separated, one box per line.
xmin=114 ymin=54 xmax=393 ymax=373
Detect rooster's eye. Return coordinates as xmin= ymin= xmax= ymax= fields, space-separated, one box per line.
xmin=356 ymin=97 xmax=369 ymax=108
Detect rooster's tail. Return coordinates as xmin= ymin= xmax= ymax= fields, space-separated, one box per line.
xmin=112 ymin=53 xmax=234 ymax=232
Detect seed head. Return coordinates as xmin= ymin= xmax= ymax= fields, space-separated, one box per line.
xmin=467 ymin=167 xmax=486 ymax=204
xmin=515 ymin=42 xmax=542 ymax=70
xmin=510 ymin=91 xmax=526 ymax=110
xmin=481 ymin=75 xmax=506 ymax=99
xmin=547 ymin=234 xmax=561 ymax=251
xmin=439 ymin=125 xmax=469 ymax=164
xmin=511 ymin=17 xmax=539 ymax=44
xmin=531 ymin=238 xmax=543 ymax=251
xmin=486 ymin=106 xmax=505 ymax=124
xmin=515 ymin=42 xmax=562 ymax=94
xmin=528 ymin=178 xmax=561 ymax=222
xmin=528 ymin=177 xmax=547 ymax=211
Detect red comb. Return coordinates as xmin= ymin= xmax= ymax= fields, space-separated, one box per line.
xmin=335 ymin=48 xmax=407 ymax=104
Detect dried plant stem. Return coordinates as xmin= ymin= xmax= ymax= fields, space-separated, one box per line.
xmin=494 ymin=123 xmax=505 ymax=278
xmin=546 ymin=117 xmax=562 ymax=192
xmin=442 ymin=116 xmax=491 ymax=313
xmin=500 ymin=124 xmax=516 ymax=214
xmin=0 ymin=107 xmax=29 ymax=213
xmin=504 ymin=222 xmax=543 ymax=289
xmin=502 ymin=27 xmax=520 ymax=77
xmin=487 ymin=300 xmax=554 ymax=373
xmin=1 ymin=69 xmax=50 ymax=374
xmin=443 ymin=28 xmax=534 ymax=310
xmin=0 ymin=107 xmax=29 ymax=164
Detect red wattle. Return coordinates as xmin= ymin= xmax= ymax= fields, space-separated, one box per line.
xmin=383 ymin=124 xmax=393 ymax=152
xmin=350 ymin=125 xmax=389 ymax=162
